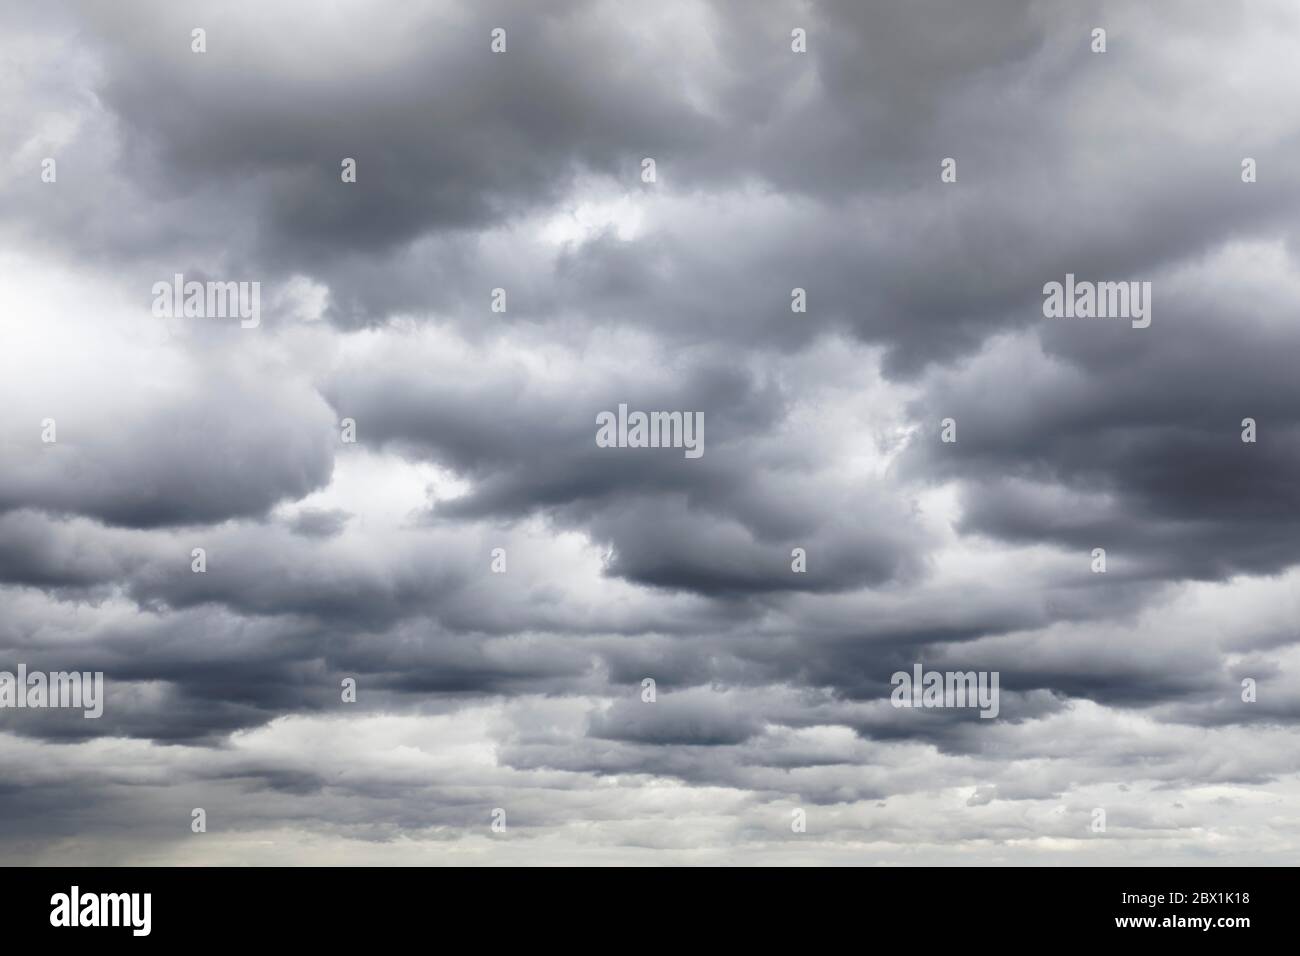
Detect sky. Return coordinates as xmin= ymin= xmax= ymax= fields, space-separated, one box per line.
xmin=1 ymin=0 xmax=1298 ymax=865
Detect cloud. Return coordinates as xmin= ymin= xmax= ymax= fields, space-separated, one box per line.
xmin=1 ymin=0 xmax=1298 ymax=864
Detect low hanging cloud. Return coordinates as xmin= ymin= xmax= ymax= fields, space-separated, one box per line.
xmin=1 ymin=0 xmax=1298 ymax=865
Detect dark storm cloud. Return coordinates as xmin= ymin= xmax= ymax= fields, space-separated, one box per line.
xmin=7 ymin=0 xmax=715 ymax=296
xmin=0 ymin=355 xmax=337 ymax=529
xmin=325 ymin=340 xmax=931 ymax=596
xmin=2 ymin=0 xmax=1299 ymax=863
xmin=10 ymin=0 xmax=1296 ymax=374
xmin=588 ymin=687 xmax=765 ymax=746
xmin=900 ymin=263 xmax=1300 ymax=580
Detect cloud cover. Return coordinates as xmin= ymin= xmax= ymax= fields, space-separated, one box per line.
xmin=1 ymin=0 xmax=1298 ymax=864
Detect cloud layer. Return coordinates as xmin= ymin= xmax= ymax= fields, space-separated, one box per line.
xmin=1 ymin=0 xmax=1298 ymax=864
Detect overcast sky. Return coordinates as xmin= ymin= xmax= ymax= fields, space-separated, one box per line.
xmin=2 ymin=0 xmax=1299 ymax=865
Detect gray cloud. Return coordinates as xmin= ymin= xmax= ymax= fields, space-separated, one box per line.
xmin=1 ymin=0 xmax=1298 ymax=864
